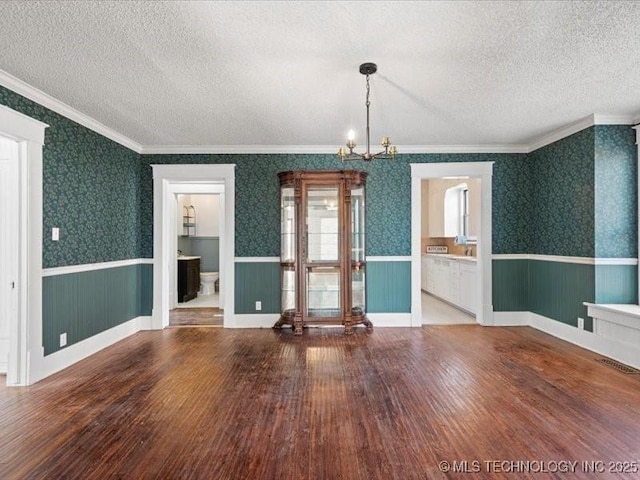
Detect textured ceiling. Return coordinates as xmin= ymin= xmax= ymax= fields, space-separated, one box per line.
xmin=1 ymin=1 xmax=639 ymax=150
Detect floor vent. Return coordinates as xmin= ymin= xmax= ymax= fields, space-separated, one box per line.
xmin=596 ymin=358 xmax=640 ymax=374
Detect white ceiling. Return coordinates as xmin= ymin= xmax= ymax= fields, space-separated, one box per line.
xmin=1 ymin=1 xmax=640 ymax=152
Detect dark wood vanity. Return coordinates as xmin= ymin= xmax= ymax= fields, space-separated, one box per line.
xmin=178 ymin=256 xmax=200 ymax=303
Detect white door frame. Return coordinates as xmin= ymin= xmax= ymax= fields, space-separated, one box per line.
xmin=0 ymin=105 xmax=47 ymax=386
xmin=410 ymin=162 xmax=494 ymax=326
xmin=0 ymin=136 xmax=19 ymax=375
xmin=152 ymin=164 xmax=235 ymax=329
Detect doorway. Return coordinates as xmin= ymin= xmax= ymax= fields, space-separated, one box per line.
xmin=151 ymin=164 xmax=235 ymax=330
xmin=410 ymin=162 xmax=494 ymax=326
xmin=172 ymin=192 xmax=224 ymax=326
xmin=0 ymin=136 xmax=19 ymax=373
xmin=0 ymin=105 xmax=47 ymax=386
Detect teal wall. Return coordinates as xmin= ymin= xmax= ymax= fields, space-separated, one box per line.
xmin=594 ymin=125 xmax=637 ymax=258
xmin=139 ymin=153 xmax=532 ymax=258
xmin=42 ymin=264 xmax=152 ymax=355
xmin=234 ymin=262 xmax=280 ymax=314
xmin=0 ymin=86 xmax=142 ymax=268
xmin=367 ymin=262 xmax=412 ymax=313
xmin=0 ymin=86 xmax=146 ymax=355
xmin=529 ymin=128 xmax=596 ymax=257
xmin=528 ymin=260 xmax=595 ymax=331
xmin=179 ymin=237 xmax=220 ymax=272
xmin=493 ymin=259 xmax=529 ymax=312
xmin=513 ymin=125 xmax=638 ymax=330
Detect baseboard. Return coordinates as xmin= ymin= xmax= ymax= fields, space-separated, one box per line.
xmin=493 ymin=311 xmax=530 ymax=326
xmin=232 ymin=314 xmax=279 ymax=328
xmin=33 ymin=316 xmax=148 ymax=383
xmin=0 ymin=362 xmax=6 ymax=374
xmin=529 ymin=312 xmax=640 ymax=371
xmin=367 ymin=313 xmax=412 ymax=327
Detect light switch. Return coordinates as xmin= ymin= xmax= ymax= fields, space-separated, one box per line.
xmin=52 ymin=227 xmax=59 ymax=241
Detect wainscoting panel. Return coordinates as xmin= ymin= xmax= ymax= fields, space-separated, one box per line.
xmin=529 ymin=260 xmax=595 ymax=331
xmin=138 ymin=263 xmax=153 ymax=316
xmin=366 ymin=261 xmax=411 ymax=313
xmin=42 ymin=263 xmax=150 ymax=355
xmin=492 ymin=259 xmax=529 ymax=312
xmin=595 ymin=264 xmax=638 ymax=304
xmin=234 ymin=261 xmax=280 ymax=314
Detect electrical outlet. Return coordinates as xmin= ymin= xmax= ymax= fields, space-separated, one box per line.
xmin=255 ymin=301 xmax=262 ymax=311
xmin=60 ymin=332 xmax=67 ymax=347
xmin=52 ymin=227 xmax=59 ymax=241
xmin=577 ymin=317 xmax=584 ymax=330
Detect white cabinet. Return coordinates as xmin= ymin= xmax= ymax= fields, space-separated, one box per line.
xmin=458 ymin=261 xmax=477 ymax=313
xmin=421 ymin=256 xmax=428 ymax=291
xmin=422 ymin=255 xmax=476 ymax=314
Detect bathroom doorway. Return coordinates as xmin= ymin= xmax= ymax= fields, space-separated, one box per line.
xmin=172 ymin=193 xmax=223 ymax=326
xmin=151 ymin=164 xmax=235 ymax=330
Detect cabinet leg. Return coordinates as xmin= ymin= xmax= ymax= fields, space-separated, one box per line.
xmin=344 ymin=316 xmax=354 ymax=335
xmin=364 ymin=318 xmax=373 ymax=331
xmin=294 ymin=315 xmax=303 ymax=335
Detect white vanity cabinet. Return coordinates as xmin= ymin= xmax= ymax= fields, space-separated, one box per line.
xmin=422 ymin=254 xmax=476 ymax=314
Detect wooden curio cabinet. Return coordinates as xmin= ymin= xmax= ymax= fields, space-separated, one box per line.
xmin=273 ymin=170 xmax=371 ymax=335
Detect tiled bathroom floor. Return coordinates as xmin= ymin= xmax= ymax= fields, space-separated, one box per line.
xmin=176 ymin=293 xmax=219 ymax=308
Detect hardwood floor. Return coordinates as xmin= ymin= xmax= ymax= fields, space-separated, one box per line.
xmin=169 ymin=307 xmax=223 ymax=326
xmin=1 ymin=326 xmax=639 ymax=479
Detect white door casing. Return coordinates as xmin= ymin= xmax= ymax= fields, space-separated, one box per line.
xmin=0 ymin=105 xmax=47 ymax=386
xmin=0 ymin=136 xmax=19 ymax=374
xmin=410 ymin=162 xmax=494 ymax=326
xmin=152 ymin=164 xmax=235 ymax=329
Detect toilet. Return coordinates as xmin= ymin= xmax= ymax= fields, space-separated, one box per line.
xmin=200 ymin=272 xmax=219 ymax=295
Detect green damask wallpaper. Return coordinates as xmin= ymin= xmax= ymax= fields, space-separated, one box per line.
xmin=529 ymin=128 xmax=596 ymax=257
xmin=595 ymin=125 xmax=637 ymax=258
xmin=139 ymin=152 xmax=531 ymax=257
xmin=0 ymin=85 xmax=141 ymax=268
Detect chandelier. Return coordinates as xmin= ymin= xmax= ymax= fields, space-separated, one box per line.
xmin=338 ymin=62 xmax=397 ymax=161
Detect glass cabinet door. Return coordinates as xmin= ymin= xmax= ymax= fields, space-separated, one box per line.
xmin=351 ymin=267 xmax=365 ymax=316
xmin=281 ymin=187 xmax=296 ymax=263
xmin=281 ymin=265 xmax=296 ymax=317
xmin=306 ymin=266 xmax=341 ymax=318
xmin=306 ymin=186 xmax=340 ymax=263
xmin=351 ymin=185 xmax=365 ymax=262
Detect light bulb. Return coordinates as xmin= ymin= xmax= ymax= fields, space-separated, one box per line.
xmin=348 ymin=129 xmax=355 ymax=141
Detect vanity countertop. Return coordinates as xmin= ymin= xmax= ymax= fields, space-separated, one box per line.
xmin=422 ymin=253 xmax=477 ymax=263
xmin=178 ymin=255 xmax=201 ymax=260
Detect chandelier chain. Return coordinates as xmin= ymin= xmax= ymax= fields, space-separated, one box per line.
xmin=365 ymin=74 xmax=371 ymax=107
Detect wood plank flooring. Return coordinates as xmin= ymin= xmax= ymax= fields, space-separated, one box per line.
xmin=1 ymin=326 xmax=639 ymax=479
xmin=169 ymin=308 xmax=223 ymax=326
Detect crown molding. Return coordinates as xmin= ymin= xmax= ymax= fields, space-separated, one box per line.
xmin=0 ymin=69 xmax=142 ymax=153
xmin=526 ymin=113 xmax=636 ymax=153
xmin=140 ymin=144 xmax=529 ymax=155
xmin=397 ymin=145 xmax=529 ymax=154
xmin=140 ymin=145 xmax=339 ymax=155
